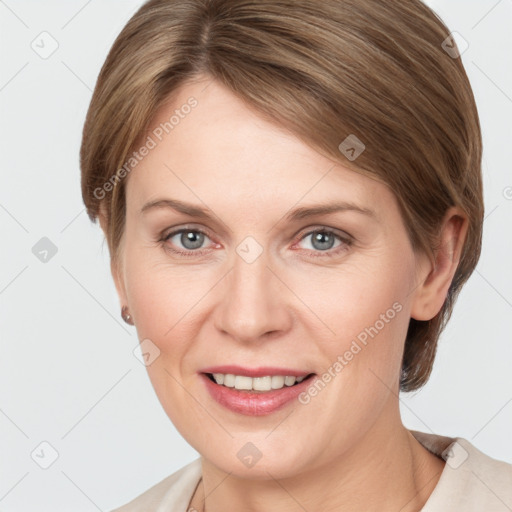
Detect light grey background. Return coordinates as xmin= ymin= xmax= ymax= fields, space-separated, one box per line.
xmin=1 ymin=1 xmax=511 ymax=510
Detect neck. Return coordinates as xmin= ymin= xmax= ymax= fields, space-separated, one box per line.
xmin=190 ymin=405 xmax=445 ymax=512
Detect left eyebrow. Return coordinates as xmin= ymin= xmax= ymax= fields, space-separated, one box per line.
xmin=284 ymin=201 xmax=378 ymax=222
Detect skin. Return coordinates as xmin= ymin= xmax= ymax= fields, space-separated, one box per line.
xmin=99 ymin=74 xmax=468 ymax=512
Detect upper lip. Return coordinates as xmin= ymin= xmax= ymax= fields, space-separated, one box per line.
xmin=200 ymin=365 xmax=314 ymax=378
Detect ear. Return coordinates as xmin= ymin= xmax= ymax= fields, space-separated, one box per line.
xmin=410 ymin=207 xmax=469 ymax=321
xmin=98 ymin=204 xmax=129 ymax=308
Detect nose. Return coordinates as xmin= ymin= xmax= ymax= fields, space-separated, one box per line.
xmin=213 ymin=244 xmax=293 ymax=345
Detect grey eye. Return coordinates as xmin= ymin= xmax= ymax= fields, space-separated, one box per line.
xmin=164 ymin=229 xmax=209 ymax=251
xmin=178 ymin=230 xmax=206 ymax=250
xmin=301 ymin=230 xmax=341 ymax=251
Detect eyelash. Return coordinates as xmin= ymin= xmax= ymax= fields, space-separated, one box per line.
xmin=158 ymin=226 xmax=353 ymax=259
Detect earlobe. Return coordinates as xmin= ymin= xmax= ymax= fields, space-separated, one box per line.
xmin=410 ymin=207 xmax=468 ymax=321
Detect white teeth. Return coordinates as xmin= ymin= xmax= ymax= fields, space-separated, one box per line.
xmin=254 ymin=376 xmax=272 ymax=390
xmin=212 ymin=373 xmax=224 ymax=385
xmin=235 ymin=375 xmax=253 ymax=390
xmin=223 ymin=374 xmax=236 ymax=387
xmin=210 ymin=373 xmax=308 ymax=391
xmin=284 ymin=376 xmax=296 ymax=386
xmin=271 ymin=375 xmax=285 ymax=389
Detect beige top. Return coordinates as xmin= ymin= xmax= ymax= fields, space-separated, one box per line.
xmin=111 ymin=430 xmax=512 ymax=511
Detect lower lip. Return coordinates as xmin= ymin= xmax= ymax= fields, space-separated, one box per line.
xmin=200 ymin=373 xmax=316 ymax=416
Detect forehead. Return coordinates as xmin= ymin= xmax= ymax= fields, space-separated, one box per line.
xmin=125 ymin=78 xmax=393 ymax=221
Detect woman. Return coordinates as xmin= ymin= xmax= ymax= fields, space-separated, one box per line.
xmin=80 ymin=0 xmax=512 ymax=510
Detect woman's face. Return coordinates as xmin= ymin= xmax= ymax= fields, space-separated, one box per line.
xmin=112 ymin=75 xmax=428 ymax=478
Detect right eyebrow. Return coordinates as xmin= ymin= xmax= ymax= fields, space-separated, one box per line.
xmin=140 ymin=198 xmax=213 ymax=218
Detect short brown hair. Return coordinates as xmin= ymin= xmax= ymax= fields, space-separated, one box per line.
xmin=80 ymin=0 xmax=483 ymax=392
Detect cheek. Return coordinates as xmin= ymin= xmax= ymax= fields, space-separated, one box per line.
xmin=295 ymin=275 xmax=409 ymax=450
xmin=122 ymin=250 xmax=189 ymax=345
xmin=294 ymin=255 xmax=412 ymax=395
xmin=292 ymin=255 xmax=411 ymax=344
xmin=122 ymin=259 xmax=209 ymax=431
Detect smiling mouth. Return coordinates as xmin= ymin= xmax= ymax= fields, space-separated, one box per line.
xmin=204 ymin=372 xmax=316 ymax=393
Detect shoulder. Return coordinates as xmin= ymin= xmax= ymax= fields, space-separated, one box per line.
xmin=452 ymin=437 xmax=512 ymax=509
xmin=110 ymin=457 xmax=202 ymax=512
xmin=411 ymin=430 xmax=512 ymax=511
